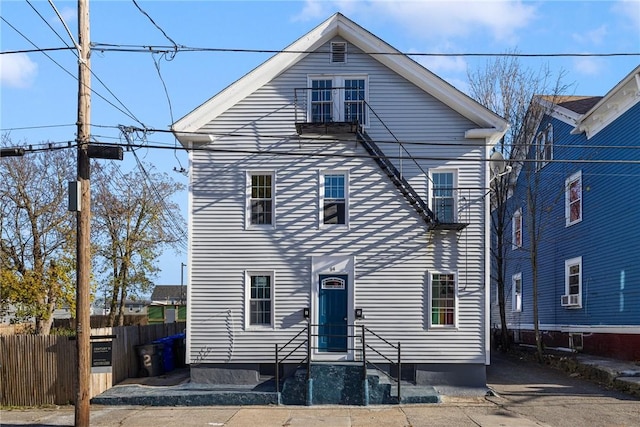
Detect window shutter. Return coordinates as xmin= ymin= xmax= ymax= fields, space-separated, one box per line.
xmin=331 ymin=42 xmax=347 ymax=63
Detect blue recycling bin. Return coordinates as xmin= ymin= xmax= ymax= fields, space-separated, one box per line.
xmin=153 ymin=337 xmax=175 ymax=372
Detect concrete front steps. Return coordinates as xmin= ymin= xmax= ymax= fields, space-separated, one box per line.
xmin=280 ymin=363 xmax=439 ymax=405
xmin=92 ymin=363 xmax=440 ymax=406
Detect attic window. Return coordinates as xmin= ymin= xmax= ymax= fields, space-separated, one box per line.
xmin=331 ymin=42 xmax=347 ymax=63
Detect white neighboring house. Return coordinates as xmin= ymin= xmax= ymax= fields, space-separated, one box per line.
xmin=173 ymin=13 xmax=507 ymax=388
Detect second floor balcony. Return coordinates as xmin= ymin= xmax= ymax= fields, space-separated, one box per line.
xmin=294 ymin=84 xmax=367 ymax=136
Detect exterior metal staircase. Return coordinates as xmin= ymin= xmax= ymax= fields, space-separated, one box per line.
xmin=356 ymin=129 xmax=435 ymax=226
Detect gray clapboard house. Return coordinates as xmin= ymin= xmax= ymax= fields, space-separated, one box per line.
xmin=173 ymin=13 xmax=507 ymax=397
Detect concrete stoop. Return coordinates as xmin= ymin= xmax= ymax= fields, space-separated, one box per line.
xmin=280 ymin=363 xmax=439 ymax=405
xmin=91 ymin=382 xmax=279 ymax=406
xmin=91 ymin=364 xmax=441 ymax=406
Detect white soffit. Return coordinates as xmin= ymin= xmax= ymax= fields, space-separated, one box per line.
xmin=573 ymin=65 xmax=640 ymax=139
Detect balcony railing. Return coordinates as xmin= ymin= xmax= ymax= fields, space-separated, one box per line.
xmin=294 ymin=86 xmax=366 ymax=135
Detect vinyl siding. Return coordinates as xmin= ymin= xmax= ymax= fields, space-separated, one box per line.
xmin=501 ymin=103 xmax=640 ymax=331
xmin=188 ymin=38 xmax=488 ymax=364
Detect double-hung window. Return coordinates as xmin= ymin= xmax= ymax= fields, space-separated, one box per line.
xmin=512 ymin=208 xmax=522 ymax=249
xmin=565 ymin=171 xmax=582 ymax=226
xmin=245 ymin=271 xmax=274 ymax=328
xmin=321 ymin=171 xmax=348 ymax=226
xmin=512 ymin=273 xmax=522 ymax=312
xmin=246 ymin=171 xmax=275 ymax=228
xmin=535 ymin=124 xmax=553 ymax=170
xmin=563 ymin=257 xmax=582 ymax=308
xmin=429 ymin=272 xmax=457 ymax=327
xmin=431 ymin=171 xmax=456 ymax=223
xmin=308 ymin=76 xmax=368 ymax=125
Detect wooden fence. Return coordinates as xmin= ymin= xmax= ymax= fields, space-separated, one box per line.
xmin=0 ymin=322 xmax=185 ymax=406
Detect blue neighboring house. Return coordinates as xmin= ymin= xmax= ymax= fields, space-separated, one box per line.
xmin=494 ymin=65 xmax=640 ymax=361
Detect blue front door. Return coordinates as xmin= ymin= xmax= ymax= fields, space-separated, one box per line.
xmin=318 ymin=274 xmax=348 ymax=352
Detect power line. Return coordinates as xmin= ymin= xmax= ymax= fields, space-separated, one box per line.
xmin=131 ymin=0 xmax=178 ymax=56
xmin=0 ymin=47 xmax=75 ymax=55
xmin=1 ymin=16 xmax=145 ymax=127
xmin=24 ymin=0 xmax=146 ymax=128
xmin=89 ymin=42 xmax=640 ymax=58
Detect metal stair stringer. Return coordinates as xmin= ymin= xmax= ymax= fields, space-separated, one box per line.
xmin=356 ymin=130 xmax=435 ymax=226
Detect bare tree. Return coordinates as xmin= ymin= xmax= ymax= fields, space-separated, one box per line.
xmin=468 ymin=52 xmax=571 ymax=357
xmin=92 ymin=162 xmax=185 ymax=326
xmin=0 ymin=136 xmax=76 ymax=334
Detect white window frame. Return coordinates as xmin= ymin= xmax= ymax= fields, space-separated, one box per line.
xmin=428 ymin=271 xmax=458 ymax=328
xmin=512 ymin=273 xmax=522 ymax=312
xmin=307 ymin=75 xmax=369 ymax=127
xmin=565 ymin=171 xmax=582 ymax=227
xmin=429 ymin=169 xmax=458 ymax=223
xmin=319 ymin=169 xmax=349 ymax=228
xmin=535 ymin=123 xmax=553 ymax=170
xmin=245 ymin=170 xmax=276 ymax=230
xmin=564 ymin=257 xmax=583 ymax=308
xmin=512 ymin=208 xmax=522 ymax=250
xmin=244 ymin=270 xmax=276 ymax=330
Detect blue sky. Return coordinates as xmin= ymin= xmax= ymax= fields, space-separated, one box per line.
xmin=1 ymin=0 xmax=639 ymax=288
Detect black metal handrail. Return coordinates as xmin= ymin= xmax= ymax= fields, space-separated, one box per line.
xmin=275 ymin=326 xmax=308 ymax=396
xmin=275 ymin=323 xmax=402 ymax=404
xmin=363 ymin=326 xmax=402 ymax=402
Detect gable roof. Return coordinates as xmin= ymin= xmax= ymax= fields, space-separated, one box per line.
xmin=172 ymin=13 xmax=507 ymax=142
xmin=150 ymin=285 xmax=185 ymax=302
xmin=573 ymin=65 xmax=640 ymax=139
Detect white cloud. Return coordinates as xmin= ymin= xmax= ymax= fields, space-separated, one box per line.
xmin=0 ymin=54 xmax=38 ymax=88
xmin=573 ymin=57 xmax=605 ymax=78
xmin=376 ymin=0 xmax=537 ymax=43
xmin=291 ymin=1 xmax=537 ymax=43
xmin=414 ymin=52 xmax=468 ymax=74
xmin=291 ymin=0 xmax=329 ymax=22
xmin=572 ymin=25 xmax=608 ymax=45
xmin=613 ymin=0 xmax=640 ymax=29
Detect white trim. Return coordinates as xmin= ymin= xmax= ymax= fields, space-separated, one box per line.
xmin=506 ymin=323 xmax=640 ymax=334
xmin=245 ymin=170 xmax=276 ymax=230
xmin=307 ymin=74 xmax=369 ymax=127
xmin=564 ymin=256 xmax=583 ymax=309
xmin=311 ymin=256 xmax=356 ymax=361
xmin=511 ymin=208 xmax=522 ymax=250
xmin=427 ymin=270 xmax=459 ymax=329
xmin=172 ymin=13 xmax=508 ymax=139
xmin=428 ymin=168 xmax=458 ymax=223
xmin=512 ymin=272 xmax=522 ymax=312
xmin=244 ymin=270 xmax=276 ymax=330
xmin=186 ymin=151 xmax=193 ymax=364
xmin=573 ymin=66 xmax=640 ymax=139
xmin=318 ymin=169 xmax=350 ymax=229
xmin=565 ymin=170 xmax=582 ymax=227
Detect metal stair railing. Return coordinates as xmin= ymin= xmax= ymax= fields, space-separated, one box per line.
xmin=275 ymin=326 xmax=308 ymax=396
xmin=361 ymin=325 xmax=402 ymax=403
xmin=356 ymin=129 xmax=434 ymax=225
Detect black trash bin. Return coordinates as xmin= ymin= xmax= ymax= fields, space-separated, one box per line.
xmin=171 ymin=333 xmax=186 ymax=368
xmin=135 ymin=343 xmax=164 ymax=377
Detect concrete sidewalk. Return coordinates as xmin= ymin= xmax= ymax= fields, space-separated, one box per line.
xmin=1 ymin=400 xmax=548 ymax=427
xmin=2 ymin=350 xmax=638 ymax=426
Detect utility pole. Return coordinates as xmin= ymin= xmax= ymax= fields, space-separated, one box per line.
xmin=75 ymin=0 xmax=91 ymax=425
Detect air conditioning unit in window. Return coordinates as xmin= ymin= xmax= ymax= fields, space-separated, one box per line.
xmin=561 ymin=294 xmax=580 ymax=307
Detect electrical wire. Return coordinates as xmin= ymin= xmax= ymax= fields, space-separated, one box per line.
xmin=25 ymin=0 xmax=146 ymax=128
xmin=0 ymin=16 xmax=144 ymax=127
xmin=89 ymin=42 xmax=640 ymax=58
